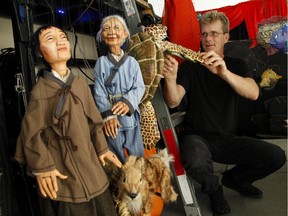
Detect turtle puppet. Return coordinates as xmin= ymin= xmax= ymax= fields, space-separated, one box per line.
xmin=127 ymin=24 xmax=204 ymax=150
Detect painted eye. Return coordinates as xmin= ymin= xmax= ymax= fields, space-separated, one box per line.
xmin=61 ymin=34 xmax=68 ymax=39
xmin=46 ymin=36 xmax=54 ymax=41
xmin=114 ymin=26 xmax=121 ymax=31
xmin=103 ymin=26 xmax=110 ymax=31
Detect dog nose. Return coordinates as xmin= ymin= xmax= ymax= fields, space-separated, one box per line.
xmin=129 ymin=193 xmax=137 ymax=199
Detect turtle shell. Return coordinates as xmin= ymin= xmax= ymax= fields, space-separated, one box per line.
xmin=127 ymin=31 xmax=164 ymax=105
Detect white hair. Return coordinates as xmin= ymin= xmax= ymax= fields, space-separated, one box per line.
xmin=96 ymin=15 xmax=130 ymax=45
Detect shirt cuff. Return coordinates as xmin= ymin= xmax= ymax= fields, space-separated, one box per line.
xmin=103 ymin=115 xmax=117 ymax=122
xmin=32 ymin=172 xmax=43 ymax=176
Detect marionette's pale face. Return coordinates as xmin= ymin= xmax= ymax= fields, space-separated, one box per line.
xmin=101 ymin=17 xmax=128 ymax=49
xmin=39 ymin=26 xmax=71 ymax=65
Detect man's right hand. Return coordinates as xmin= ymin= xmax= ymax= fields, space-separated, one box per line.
xmin=162 ymin=54 xmax=186 ymax=108
xmin=163 ymin=54 xmax=179 ymax=81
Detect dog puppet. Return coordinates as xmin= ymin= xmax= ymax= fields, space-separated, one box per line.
xmin=115 ymin=149 xmax=178 ymax=216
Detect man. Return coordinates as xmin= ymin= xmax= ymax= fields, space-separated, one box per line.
xmin=163 ymin=10 xmax=286 ymax=215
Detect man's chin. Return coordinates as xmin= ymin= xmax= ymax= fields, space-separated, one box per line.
xmin=203 ymin=46 xmax=215 ymax=51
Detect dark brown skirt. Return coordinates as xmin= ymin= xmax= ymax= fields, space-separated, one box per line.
xmin=39 ymin=188 xmax=117 ymax=216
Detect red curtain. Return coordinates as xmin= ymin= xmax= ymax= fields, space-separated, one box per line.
xmin=162 ymin=0 xmax=200 ymax=53
xmin=198 ymin=0 xmax=287 ymax=47
xmin=162 ymin=0 xmax=287 ymax=49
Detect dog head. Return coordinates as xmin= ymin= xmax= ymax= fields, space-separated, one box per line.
xmin=117 ymin=156 xmax=151 ymax=215
xmin=116 ymin=149 xmax=178 ymax=216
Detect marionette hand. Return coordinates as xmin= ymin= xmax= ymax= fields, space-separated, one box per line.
xmin=200 ymin=51 xmax=228 ymax=78
xmin=104 ymin=118 xmax=122 ymax=139
xmin=99 ymin=150 xmax=122 ymax=168
xmin=36 ymin=169 xmax=67 ymax=199
xmin=112 ymin=101 xmax=129 ymax=116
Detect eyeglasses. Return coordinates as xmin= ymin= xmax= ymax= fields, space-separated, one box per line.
xmin=201 ymin=31 xmax=225 ymax=39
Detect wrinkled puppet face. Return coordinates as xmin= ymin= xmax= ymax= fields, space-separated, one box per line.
xmin=101 ymin=17 xmax=128 ymax=48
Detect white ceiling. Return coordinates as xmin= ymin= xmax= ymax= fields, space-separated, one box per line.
xmin=192 ymin=0 xmax=250 ymax=11
xmin=149 ymin=0 xmax=250 ymax=16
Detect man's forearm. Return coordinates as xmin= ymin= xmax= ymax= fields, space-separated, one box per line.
xmin=222 ymin=70 xmax=259 ymax=100
xmin=164 ymin=80 xmax=183 ymax=108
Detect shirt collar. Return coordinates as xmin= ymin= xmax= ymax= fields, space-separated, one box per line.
xmin=51 ymin=69 xmax=71 ymax=83
xmin=111 ymin=49 xmax=124 ymax=62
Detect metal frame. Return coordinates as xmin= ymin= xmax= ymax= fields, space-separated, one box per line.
xmin=152 ymin=85 xmax=202 ymax=216
xmin=10 ymin=0 xmax=36 ymax=98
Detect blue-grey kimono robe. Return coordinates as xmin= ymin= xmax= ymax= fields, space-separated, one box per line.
xmin=93 ymin=54 xmax=145 ymax=162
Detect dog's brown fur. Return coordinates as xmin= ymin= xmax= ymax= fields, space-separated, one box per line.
xmin=115 ymin=149 xmax=178 ymax=216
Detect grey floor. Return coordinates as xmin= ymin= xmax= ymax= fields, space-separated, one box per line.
xmin=161 ymin=139 xmax=287 ymax=216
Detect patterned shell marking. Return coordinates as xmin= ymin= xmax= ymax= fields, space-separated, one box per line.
xmin=127 ymin=31 xmax=164 ymax=105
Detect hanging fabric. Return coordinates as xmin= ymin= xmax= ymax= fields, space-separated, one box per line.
xmin=162 ymin=0 xmax=200 ymax=63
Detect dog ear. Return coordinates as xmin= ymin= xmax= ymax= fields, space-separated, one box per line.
xmin=156 ymin=148 xmax=174 ymax=168
xmin=159 ymin=165 xmax=178 ymax=203
xmin=124 ymin=155 xmax=137 ymax=168
xmin=134 ymin=157 xmax=146 ymax=175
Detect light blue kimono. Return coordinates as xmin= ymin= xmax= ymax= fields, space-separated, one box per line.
xmin=94 ymin=53 xmax=145 ymax=162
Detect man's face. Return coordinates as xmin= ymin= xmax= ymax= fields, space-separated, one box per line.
xmin=101 ymin=18 xmax=128 ymax=48
xmin=200 ymin=20 xmax=229 ymax=55
xmin=39 ymin=26 xmax=71 ymax=64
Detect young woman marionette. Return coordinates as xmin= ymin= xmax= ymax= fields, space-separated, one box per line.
xmin=14 ymin=24 xmax=122 ymax=216
xmin=94 ymin=15 xmax=145 ymax=163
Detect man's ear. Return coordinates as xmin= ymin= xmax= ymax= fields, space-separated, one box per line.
xmin=224 ymin=33 xmax=230 ymax=43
